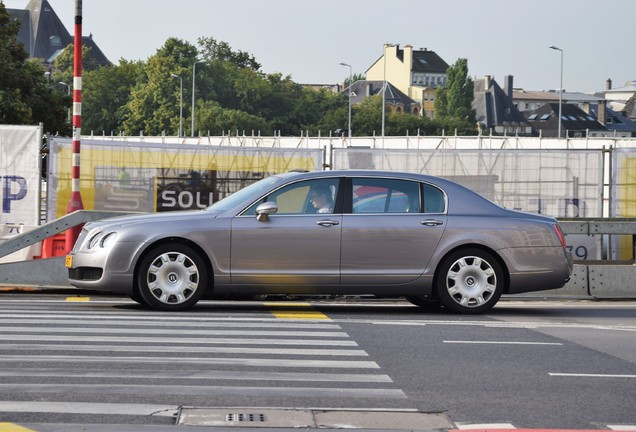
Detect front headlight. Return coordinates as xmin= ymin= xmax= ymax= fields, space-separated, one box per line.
xmin=87 ymin=232 xmax=102 ymax=250
xmin=100 ymin=232 xmax=118 ymax=248
xmin=84 ymin=231 xmax=118 ymax=251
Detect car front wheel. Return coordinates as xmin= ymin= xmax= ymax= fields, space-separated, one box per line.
xmin=405 ymin=296 xmax=443 ymax=311
xmin=137 ymin=244 xmax=208 ymax=311
xmin=435 ymin=248 xmax=504 ymax=314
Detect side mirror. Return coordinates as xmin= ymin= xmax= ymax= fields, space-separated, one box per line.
xmin=255 ymin=201 xmax=278 ymax=222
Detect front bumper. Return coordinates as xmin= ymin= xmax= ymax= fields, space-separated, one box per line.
xmin=66 ymin=241 xmax=143 ymax=294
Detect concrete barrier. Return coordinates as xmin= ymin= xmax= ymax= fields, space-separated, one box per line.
xmin=556 ymin=219 xmax=636 ymax=299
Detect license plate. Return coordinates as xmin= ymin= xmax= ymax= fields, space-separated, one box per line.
xmin=65 ymin=255 xmax=73 ymax=268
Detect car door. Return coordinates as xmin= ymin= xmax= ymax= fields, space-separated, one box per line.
xmin=230 ymin=178 xmax=342 ymax=286
xmin=340 ymin=177 xmax=447 ymax=285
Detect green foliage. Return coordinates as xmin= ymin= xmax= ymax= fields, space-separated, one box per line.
xmin=82 ymin=60 xmax=144 ymax=134
xmin=52 ymin=44 xmax=100 ymax=85
xmin=197 ymin=36 xmax=260 ymax=70
xmin=0 ymin=3 xmax=67 ymax=133
xmin=123 ymin=38 xmax=198 ymax=135
xmin=1 ymin=4 xmax=481 ymax=139
xmin=434 ymin=58 xmax=477 ymax=134
xmin=344 ymin=73 xmax=366 ymax=87
xmin=196 ymin=100 xmax=270 ymax=135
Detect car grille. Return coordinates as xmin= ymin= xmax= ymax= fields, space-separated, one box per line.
xmin=68 ymin=267 xmax=103 ymax=281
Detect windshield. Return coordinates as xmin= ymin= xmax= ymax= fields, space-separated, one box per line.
xmin=205 ymin=175 xmax=282 ymax=212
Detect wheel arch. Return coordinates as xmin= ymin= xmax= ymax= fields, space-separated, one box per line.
xmin=433 ymin=244 xmax=510 ymax=294
xmin=132 ymin=236 xmax=215 ymax=298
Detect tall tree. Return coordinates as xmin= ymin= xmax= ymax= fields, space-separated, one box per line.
xmin=52 ymin=44 xmax=100 ymax=85
xmin=434 ymin=58 xmax=476 ymax=124
xmin=81 ymin=60 xmax=144 ymax=134
xmin=197 ymin=36 xmax=260 ymax=70
xmin=123 ymin=38 xmax=198 ymax=135
xmin=0 ymin=2 xmax=67 ymax=133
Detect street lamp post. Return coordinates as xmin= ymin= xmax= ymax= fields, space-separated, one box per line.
xmin=549 ymin=45 xmax=564 ymax=138
xmin=171 ymin=73 xmax=183 ymax=137
xmin=339 ymin=62 xmax=352 ymax=139
xmin=58 ymin=81 xmax=71 ymax=123
xmin=381 ymin=44 xmax=390 ymax=138
xmin=191 ymin=60 xmax=204 ymax=137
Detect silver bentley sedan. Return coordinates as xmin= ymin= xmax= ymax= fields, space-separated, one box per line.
xmin=66 ymin=170 xmax=573 ymax=314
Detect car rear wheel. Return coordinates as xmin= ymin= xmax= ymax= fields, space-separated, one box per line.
xmin=435 ymin=248 xmax=503 ymax=314
xmin=137 ymin=244 xmax=208 ymax=311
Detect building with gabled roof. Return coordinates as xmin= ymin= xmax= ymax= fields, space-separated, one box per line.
xmin=473 ymin=75 xmax=533 ymax=136
xmin=365 ymin=44 xmax=450 ymax=119
xmin=525 ymin=103 xmax=607 ymax=138
xmin=7 ymin=0 xmax=110 ymax=66
xmin=623 ymin=93 xmax=636 ymax=122
xmin=341 ymin=80 xmax=420 ymax=114
xmin=602 ymin=79 xmax=636 ymax=114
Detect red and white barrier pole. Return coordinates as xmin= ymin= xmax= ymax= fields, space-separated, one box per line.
xmin=65 ymin=0 xmax=84 ymax=252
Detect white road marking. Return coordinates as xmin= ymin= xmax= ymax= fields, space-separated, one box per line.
xmin=444 ymin=340 xmax=563 ymax=346
xmin=455 ymin=423 xmax=516 ymax=429
xmin=0 ymin=334 xmax=358 ymax=346
xmin=0 ymin=368 xmax=393 ymax=382
xmin=0 ymin=383 xmax=406 ymax=398
xmin=0 ymin=343 xmax=368 ymax=356
xmin=0 ymin=354 xmax=380 ymax=368
xmin=0 ymin=326 xmax=347 ymax=337
xmin=549 ymin=373 xmax=636 ymax=378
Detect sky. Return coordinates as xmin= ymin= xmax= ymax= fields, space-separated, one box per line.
xmin=5 ymin=0 xmax=635 ymax=94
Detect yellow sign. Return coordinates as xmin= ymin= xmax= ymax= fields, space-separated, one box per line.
xmin=52 ymin=142 xmax=319 ymax=218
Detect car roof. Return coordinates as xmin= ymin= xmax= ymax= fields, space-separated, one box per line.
xmin=280 ymin=169 xmax=460 ymax=189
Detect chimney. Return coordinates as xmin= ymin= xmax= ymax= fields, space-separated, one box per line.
xmin=606 ymin=79 xmax=612 ymax=90
xmin=598 ymin=100 xmax=607 ymax=125
xmin=404 ymin=44 xmax=413 ymax=67
xmin=484 ymin=75 xmax=491 ymax=89
xmin=366 ymin=83 xmax=372 ymax=97
xmin=504 ymin=75 xmax=514 ymax=103
xmin=581 ymin=102 xmax=590 ymax=114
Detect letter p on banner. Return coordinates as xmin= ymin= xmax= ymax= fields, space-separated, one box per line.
xmin=2 ymin=176 xmax=28 ymax=213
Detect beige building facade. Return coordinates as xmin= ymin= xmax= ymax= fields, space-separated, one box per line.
xmin=366 ymin=44 xmax=449 ymax=118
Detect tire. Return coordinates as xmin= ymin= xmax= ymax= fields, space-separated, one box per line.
xmin=405 ymin=296 xmax=443 ymax=311
xmin=137 ymin=244 xmax=208 ymax=311
xmin=130 ymin=290 xmax=147 ymax=306
xmin=435 ymin=248 xmax=504 ymax=314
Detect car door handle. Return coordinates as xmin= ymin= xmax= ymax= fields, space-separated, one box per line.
xmin=421 ymin=219 xmax=444 ymax=226
xmin=317 ymin=220 xmax=340 ymax=227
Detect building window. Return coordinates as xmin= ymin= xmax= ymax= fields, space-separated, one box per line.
xmin=49 ymin=35 xmax=62 ymax=47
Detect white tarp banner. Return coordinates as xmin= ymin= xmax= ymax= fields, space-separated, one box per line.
xmin=0 ymin=125 xmax=42 ymax=225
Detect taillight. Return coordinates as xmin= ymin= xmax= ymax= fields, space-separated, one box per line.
xmin=552 ymin=223 xmax=567 ymax=249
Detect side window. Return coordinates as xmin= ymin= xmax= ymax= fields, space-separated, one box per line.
xmin=352 ymin=178 xmax=420 ymax=214
xmin=423 ymin=184 xmax=445 ymax=213
xmin=244 ymin=179 xmax=339 ymax=215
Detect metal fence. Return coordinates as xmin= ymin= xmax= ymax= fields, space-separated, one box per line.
xmin=332 ymin=148 xmax=605 ymax=218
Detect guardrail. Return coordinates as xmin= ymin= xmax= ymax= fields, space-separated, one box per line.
xmin=0 ymin=211 xmax=132 ymax=286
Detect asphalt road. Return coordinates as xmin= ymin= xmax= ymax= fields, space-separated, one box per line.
xmin=0 ymin=291 xmax=634 ymax=431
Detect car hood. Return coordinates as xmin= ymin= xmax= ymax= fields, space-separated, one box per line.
xmin=86 ymin=210 xmax=218 ymax=231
